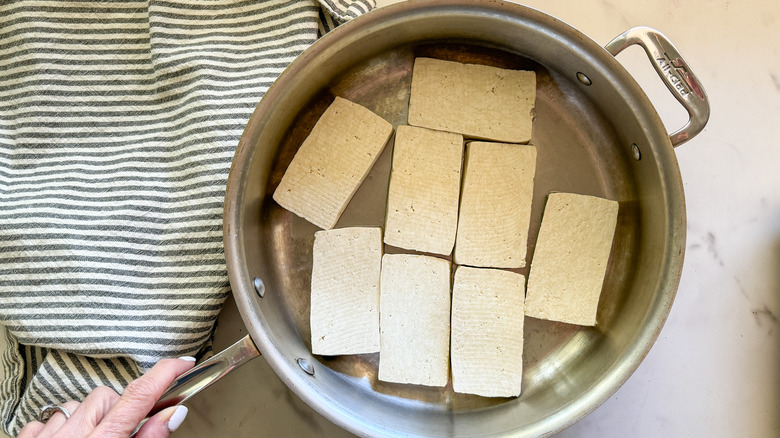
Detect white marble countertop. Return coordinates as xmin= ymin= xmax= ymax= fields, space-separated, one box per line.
xmin=175 ymin=1 xmax=780 ymax=437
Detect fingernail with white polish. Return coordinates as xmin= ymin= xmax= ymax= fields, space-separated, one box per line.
xmin=178 ymin=356 xmax=196 ymax=362
xmin=167 ymin=405 xmax=189 ymax=432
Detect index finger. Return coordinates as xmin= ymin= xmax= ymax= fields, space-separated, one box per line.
xmin=88 ymin=357 xmax=196 ymax=438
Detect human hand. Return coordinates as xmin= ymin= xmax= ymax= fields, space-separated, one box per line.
xmin=18 ymin=357 xmax=196 ymax=438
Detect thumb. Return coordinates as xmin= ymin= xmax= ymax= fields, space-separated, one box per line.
xmin=90 ymin=357 xmax=195 ymax=437
xmin=135 ymin=405 xmax=189 ymax=438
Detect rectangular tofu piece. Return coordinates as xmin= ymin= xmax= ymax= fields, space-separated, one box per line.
xmin=273 ymin=97 xmax=394 ymax=229
xmin=454 ymin=142 xmax=536 ymax=269
xmin=378 ymin=254 xmax=450 ymax=387
xmin=384 ymin=125 xmax=464 ymax=255
xmin=310 ymin=227 xmax=382 ymax=355
xmin=408 ymin=58 xmax=536 ymax=143
xmin=451 ymin=266 xmax=525 ymax=397
xmin=524 ymin=193 xmax=619 ymax=326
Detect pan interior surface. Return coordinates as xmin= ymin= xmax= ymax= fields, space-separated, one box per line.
xmin=226 ymin=2 xmax=685 ymax=437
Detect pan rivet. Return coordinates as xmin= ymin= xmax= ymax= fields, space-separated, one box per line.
xmin=253 ymin=277 xmax=265 ymax=298
xmin=576 ymin=72 xmax=592 ymax=86
xmin=297 ymin=358 xmax=315 ymax=376
xmin=631 ymin=143 xmax=642 ymax=161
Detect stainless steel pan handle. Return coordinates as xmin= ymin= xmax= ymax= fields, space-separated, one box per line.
xmin=605 ymin=27 xmax=710 ymax=147
xmin=131 ymin=335 xmax=261 ymax=436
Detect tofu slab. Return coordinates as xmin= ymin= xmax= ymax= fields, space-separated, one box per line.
xmin=384 ymin=125 xmax=464 ymax=255
xmin=451 ymin=266 xmax=525 ymax=398
xmin=454 ymin=142 xmax=536 ymax=269
xmin=378 ymin=254 xmax=450 ymax=387
xmin=310 ymin=227 xmax=382 ymax=355
xmin=408 ymin=58 xmax=536 ymax=143
xmin=525 ymin=193 xmax=619 ymax=326
xmin=273 ymin=97 xmax=394 ymax=229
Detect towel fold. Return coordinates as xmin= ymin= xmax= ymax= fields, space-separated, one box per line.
xmin=0 ymin=0 xmax=373 ymax=433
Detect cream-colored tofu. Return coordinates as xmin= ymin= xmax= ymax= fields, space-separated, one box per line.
xmin=273 ymin=97 xmax=394 ymax=230
xmin=525 ymin=193 xmax=619 ymax=326
xmin=451 ymin=266 xmax=525 ymax=398
xmin=454 ymin=142 xmax=536 ymax=269
xmin=310 ymin=227 xmax=382 ymax=355
xmin=384 ymin=125 xmax=464 ymax=255
xmin=408 ymin=57 xmax=536 ymax=143
xmin=378 ymin=254 xmax=450 ymax=387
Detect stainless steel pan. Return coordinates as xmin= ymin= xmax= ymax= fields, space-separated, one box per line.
xmin=146 ymin=1 xmax=710 ymax=436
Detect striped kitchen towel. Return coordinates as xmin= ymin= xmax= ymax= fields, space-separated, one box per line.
xmin=0 ymin=0 xmax=373 ymax=434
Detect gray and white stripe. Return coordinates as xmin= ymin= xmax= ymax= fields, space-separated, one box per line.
xmin=0 ymin=0 xmax=373 ymax=434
